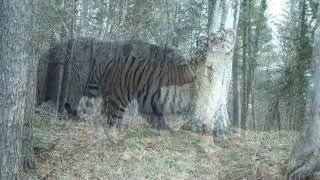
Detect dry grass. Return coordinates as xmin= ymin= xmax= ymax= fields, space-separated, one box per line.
xmin=27 ymin=106 xmax=297 ymax=180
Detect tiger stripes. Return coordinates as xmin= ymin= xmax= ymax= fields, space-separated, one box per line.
xmin=84 ymin=54 xmax=195 ymax=129
xmin=37 ymin=38 xmax=197 ymax=130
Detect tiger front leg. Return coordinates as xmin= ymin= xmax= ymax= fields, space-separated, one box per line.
xmin=102 ymin=94 xmax=128 ymax=128
xmin=107 ymin=114 xmax=123 ymax=128
xmin=104 ymin=103 xmax=126 ymax=128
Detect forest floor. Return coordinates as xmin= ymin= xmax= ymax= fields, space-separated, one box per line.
xmin=26 ymin=107 xmax=297 ymax=180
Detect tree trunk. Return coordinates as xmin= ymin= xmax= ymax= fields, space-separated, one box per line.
xmin=57 ymin=0 xmax=77 ymax=113
xmin=247 ymin=0 xmax=256 ymax=131
xmin=232 ymin=37 xmax=240 ymax=127
xmin=193 ymin=0 xmax=240 ymax=141
xmin=264 ymin=97 xmax=281 ymax=131
xmin=293 ymin=0 xmax=310 ymax=129
xmin=241 ymin=0 xmax=248 ymax=130
xmin=22 ymin=0 xmax=40 ymax=170
xmin=288 ymin=19 xmax=320 ymax=179
xmin=127 ymin=0 xmax=145 ymax=39
xmin=0 ymin=0 xmax=34 ymax=178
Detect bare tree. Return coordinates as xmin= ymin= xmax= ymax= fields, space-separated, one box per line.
xmin=240 ymin=0 xmax=248 ymax=130
xmin=232 ymin=36 xmax=240 ymax=127
xmin=193 ymin=0 xmax=240 ymax=141
xmin=0 ymin=0 xmax=34 ymax=178
xmin=288 ymin=18 xmax=320 ymax=179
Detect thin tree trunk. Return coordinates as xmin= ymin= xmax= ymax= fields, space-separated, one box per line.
xmin=250 ymin=0 xmax=266 ymax=131
xmin=246 ymin=0 xmax=256 ymax=131
xmin=264 ymin=97 xmax=281 ymax=131
xmin=247 ymin=21 xmax=253 ymax=130
xmin=128 ymin=0 xmax=144 ymax=39
xmin=241 ymin=0 xmax=248 ymax=130
xmin=59 ymin=0 xmax=76 ymax=113
xmin=232 ymin=38 xmax=240 ymax=127
xmin=293 ymin=0 xmax=310 ymax=129
xmin=0 ymin=0 xmax=34 ymax=178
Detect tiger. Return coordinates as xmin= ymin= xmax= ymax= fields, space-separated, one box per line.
xmin=37 ymin=38 xmax=199 ymax=130
xmin=88 ymin=54 xmax=195 ymax=130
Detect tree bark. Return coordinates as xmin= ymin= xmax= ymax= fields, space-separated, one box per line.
xmin=193 ymin=0 xmax=240 ymax=141
xmin=0 ymin=0 xmax=34 ymax=179
xmin=240 ymin=0 xmax=248 ymax=131
xmin=127 ymin=0 xmax=146 ymax=39
xmin=293 ymin=0 xmax=310 ymax=129
xmin=288 ymin=18 xmax=320 ymax=179
xmin=264 ymin=97 xmax=281 ymax=131
xmin=232 ymin=37 xmax=240 ymax=127
xmin=247 ymin=0 xmax=255 ymax=131
xmin=22 ymin=0 xmax=40 ymax=170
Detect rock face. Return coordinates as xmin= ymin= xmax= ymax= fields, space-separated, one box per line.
xmin=37 ymin=38 xmax=196 ymax=121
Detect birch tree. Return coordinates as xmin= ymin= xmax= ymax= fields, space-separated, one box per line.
xmin=0 ymin=0 xmax=34 ymax=178
xmin=193 ymin=0 xmax=240 ymax=140
xmin=288 ymin=15 xmax=320 ymax=179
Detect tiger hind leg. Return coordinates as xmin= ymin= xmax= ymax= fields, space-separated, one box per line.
xmin=144 ymin=113 xmax=171 ymax=131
